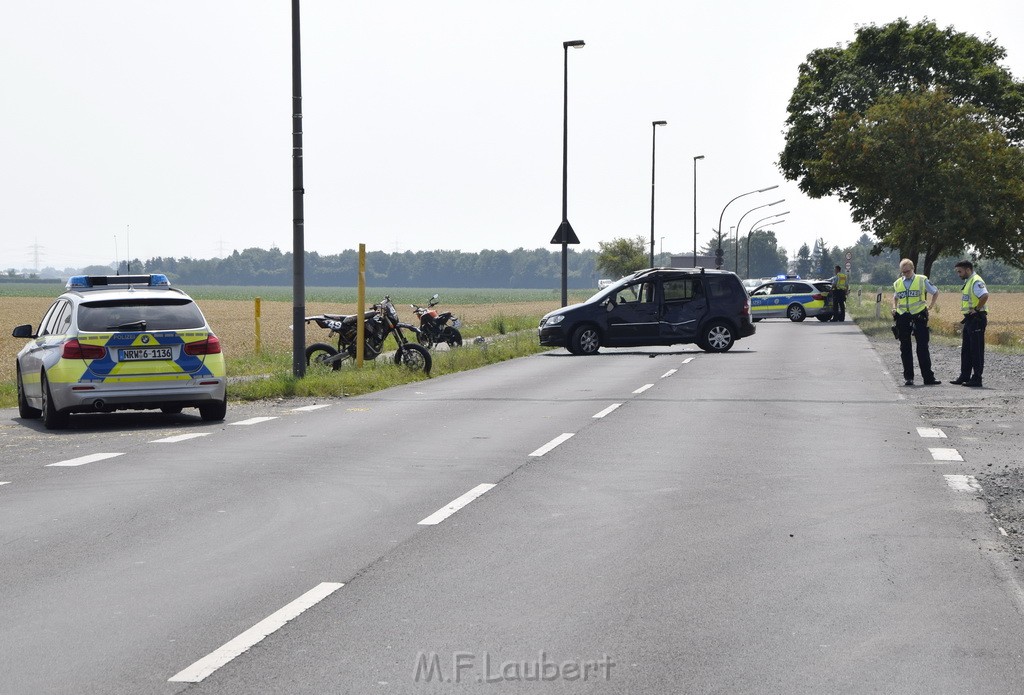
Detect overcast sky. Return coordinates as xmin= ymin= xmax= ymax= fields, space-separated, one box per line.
xmin=2 ymin=1 xmax=1022 ymax=273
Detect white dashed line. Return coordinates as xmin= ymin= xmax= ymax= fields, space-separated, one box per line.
xmin=593 ymin=403 xmax=622 ymax=419
xmin=930 ymin=448 xmax=964 ymax=462
xmin=230 ymin=417 xmax=278 ymax=426
xmin=917 ymin=427 xmax=947 ymax=438
xmin=633 ymin=384 xmax=654 ymax=394
xmin=418 ymin=484 xmax=496 ymax=525
xmin=0 ymin=482 xmax=10 ymax=486
xmin=46 ymin=453 xmax=124 ymax=467
xmin=150 ymin=433 xmax=211 ymax=444
xmin=944 ymin=474 xmax=981 ymax=492
xmin=290 ymin=404 xmax=331 ymax=412
xmin=682 ymin=357 xmax=695 ymax=364
xmin=660 ymin=369 xmax=677 ymax=379
xmin=529 ymin=433 xmax=575 ymax=457
xmin=168 ymin=582 xmax=344 ymax=683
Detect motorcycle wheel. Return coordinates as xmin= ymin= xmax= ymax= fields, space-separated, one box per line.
xmin=305 ymin=343 xmax=342 ymax=372
xmin=417 ymin=331 xmax=435 ymax=349
xmin=442 ymin=327 xmax=463 ymax=348
xmin=394 ymin=343 xmax=432 ymax=375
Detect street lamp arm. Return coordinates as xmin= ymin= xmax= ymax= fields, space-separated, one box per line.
xmin=715 ymin=184 xmax=781 ymax=268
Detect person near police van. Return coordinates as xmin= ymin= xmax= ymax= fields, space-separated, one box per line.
xmin=828 ymin=265 xmax=848 ymax=321
xmin=951 ymin=260 xmax=989 ymax=387
xmin=892 ymin=258 xmax=941 ymax=386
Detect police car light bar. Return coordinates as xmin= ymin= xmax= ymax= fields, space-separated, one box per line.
xmin=66 ymin=274 xmax=171 ymax=290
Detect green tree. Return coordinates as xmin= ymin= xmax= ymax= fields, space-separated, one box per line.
xmin=795 ymin=244 xmax=812 ymax=278
xmin=596 ymin=236 xmax=648 ymax=279
xmin=780 ymin=19 xmax=1024 ymax=273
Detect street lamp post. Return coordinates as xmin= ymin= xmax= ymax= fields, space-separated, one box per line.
xmin=716 ymin=184 xmax=779 ymax=269
xmin=650 ymin=120 xmax=667 ymax=268
xmin=733 ymin=198 xmax=785 ymax=273
xmin=746 ymin=212 xmax=789 ymax=278
xmin=692 ymin=155 xmax=704 ymax=266
xmin=552 ymin=40 xmax=585 ymax=307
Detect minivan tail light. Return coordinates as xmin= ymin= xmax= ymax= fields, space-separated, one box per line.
xmin=184 ymin=335 xmax=222 ymax=355
xmin=62 ymin=339 xmax=106 ymax=360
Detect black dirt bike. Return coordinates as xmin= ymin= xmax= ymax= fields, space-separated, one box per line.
xmin=304 ymin=296 xmax=432 ymax=374
xmin=410 ymin=294 xmax=463 ymax=349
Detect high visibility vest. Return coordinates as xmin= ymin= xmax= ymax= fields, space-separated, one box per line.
xmin=893 ymin=275 xmax=928 ymax=314
xmin=835 ymin=272 xmax=848 ymax=291
xmin=961 ymin=272 xmax=988 ymax=314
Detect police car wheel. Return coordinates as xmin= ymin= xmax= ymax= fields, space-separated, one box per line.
xmin=41 ymin=372 xmax=69 ymax=430
xmin=700 ymin=322 xmax=735 ymax=353
xmin=787 ymin=304 xmax=807 ymax=322
xmin=17 ymin=368 xmax=41 ymax=419
xmin=199 ymin=399 xmax=227 ymax=422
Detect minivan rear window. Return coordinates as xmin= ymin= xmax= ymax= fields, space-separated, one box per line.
xmin=77 ymin=299 xmax=206 ymax=332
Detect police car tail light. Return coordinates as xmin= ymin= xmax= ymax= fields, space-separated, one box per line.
xmin=184 ymin=335 xmax=222 ymax=356
xmin=62 ymin=339 xmax=106 ymax=360
xmin=812 ymin=293 xmax=825 ymax=301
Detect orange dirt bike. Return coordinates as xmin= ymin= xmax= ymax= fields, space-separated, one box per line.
xmin=410 ymin=293 xmax=463 ymax=349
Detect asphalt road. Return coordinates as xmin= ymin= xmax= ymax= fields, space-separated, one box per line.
xmin=2 ymin=320 xmax=1023 ymax=694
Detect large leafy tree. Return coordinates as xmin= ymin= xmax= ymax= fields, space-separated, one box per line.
xmin=596 ymin=236 xmax=649 ymax=279
xmin=780 ymin=18 xmax=1024 ymax=273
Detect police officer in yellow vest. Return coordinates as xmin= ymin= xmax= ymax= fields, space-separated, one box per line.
xmin=952 ymin=259 xmax=989 ymax=387
xmin=892 ymin=258 xmax=941 ymax=386
xmin=828 ymin=265 xmax=848 ymax=321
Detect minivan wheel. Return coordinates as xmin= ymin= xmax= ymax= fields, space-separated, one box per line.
xmin=700 ymin=322 xmax=735 ymax=353
xmin=787 ymin=304 xmax=807 ymax=322
xmin=570 ymin=325 xmax=601 ymax=355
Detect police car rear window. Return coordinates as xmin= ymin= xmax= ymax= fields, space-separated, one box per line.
xmin=77 ymin=299 xmax=206 ymax=332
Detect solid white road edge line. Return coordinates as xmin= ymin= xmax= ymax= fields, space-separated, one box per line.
xmin=917 ymin=427 xmax=947 ymax=438
xmin=418 ymin=484 xmax=497 ymax=525
xmin=150 ymin=433 xmax=211 ymax=444
xmin=168 ymin=582 xmax=344 ymax=683
xmin=593 ymin=404 xmax=622 ymax=419
xmin=660 ymin=369 xmax=677 ymax=378
xmin=529 ymin=433 xmax=575 ymax=457
xmin=230 ymin=417 xmax=279 ymax=426
xmin=46 ymin=453 xmax=124 ymax=467
xmin=633 ymin=384 xmax=654 ymax=394
xmin=290 ymin=404 xmax=331 ymax=412
xmin=943 ymin=474 xmax=981 ymax=492
xmin=930 ymin=448 xmax=964 ymax=462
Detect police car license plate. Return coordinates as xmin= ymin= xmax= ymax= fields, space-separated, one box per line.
xmin=120 ymin=347 xmax=173 ymax=361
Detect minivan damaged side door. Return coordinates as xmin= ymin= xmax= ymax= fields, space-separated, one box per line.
xmin=660 ymin=278 xmax=706 ymax=342
xmin=604 ymin=281 xmax=660 ymax=345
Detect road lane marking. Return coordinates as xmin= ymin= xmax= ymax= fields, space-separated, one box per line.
xmin=682 ymin=357 xmax=695 ymax=364
xmin=418 ymin=484 xmax=496 ymax=525
xmin=593 ymin=404 xmax=622 ymax=419
xmin=633 ymin=384 xmax=654 ymax=394
xmin=46 ymin=453 xmax=124 ymax=467
xmin=1000 ymin=527 xmax=1009 ymax=536
xmin=930 ymin=448 xmax=964 ymax=462
xmin=944 ymin=474 xmax=981 ymax=492
xmin=0 ymin=482 xmax=10 ymax=486
xmin=230 ymin=417 xmax=278 ymax=426
xmin=917 ymin=427 xmax=947 ymax=438
xmin=168 ymin=582 xmax=344 ymax=683
xmin=660 ymin=369 xmax=677 ymax=379
xmin=529 ymin=433 xmax=575 ymax=457
xmin=290 ymin=404 xmax=330 ymax=412
xmin=150 ymin=433 xmax=211 ymax=444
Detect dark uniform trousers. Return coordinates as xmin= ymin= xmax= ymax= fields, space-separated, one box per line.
xmin=896 ymin=309 xmax=935 ymax=382
xmin=960 ymin=312 xmax=987 ymax=380
xmin=831 ymin=290 xmax=847 ymax=321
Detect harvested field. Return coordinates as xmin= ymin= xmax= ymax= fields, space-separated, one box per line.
xmin=0 ymin=296 xmax=561 ymax=384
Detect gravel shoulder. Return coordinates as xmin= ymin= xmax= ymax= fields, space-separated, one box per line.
xmin=861 ymin=322 xmax=1024 ymax=560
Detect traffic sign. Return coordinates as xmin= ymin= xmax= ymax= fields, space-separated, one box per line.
xmin=845 ymin=261 xmax=852 ymax=271
xmin=846 ymin=251 xmax=852 ymax=261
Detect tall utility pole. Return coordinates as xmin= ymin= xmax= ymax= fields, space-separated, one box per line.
xmin=649 ymin=120 xmax=667 ymax=268
xmin=291 ymin=0 xmax=306 ymax=377
xmin=552 ymin=40 xmax=584 ymax=307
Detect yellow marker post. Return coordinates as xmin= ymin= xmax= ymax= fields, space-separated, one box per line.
xmin=254 ymin=297 xmax=262 ymax=354
xmin=356 ymin=244 xmax=366 ymax=367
